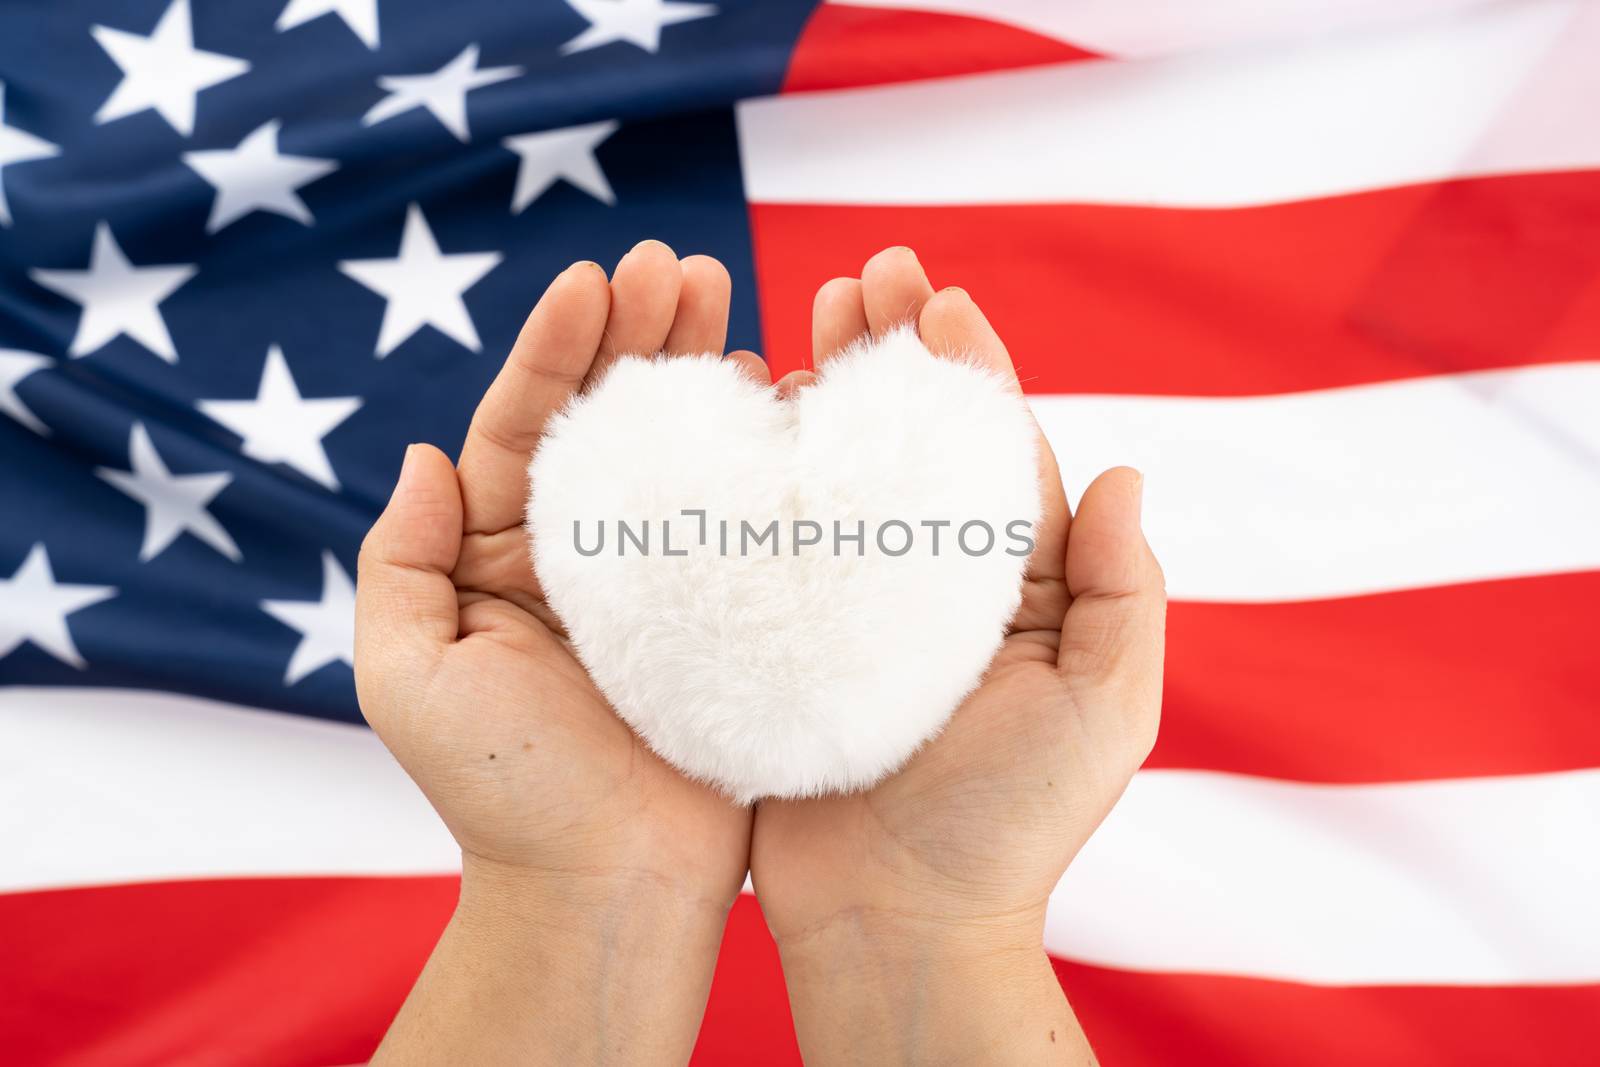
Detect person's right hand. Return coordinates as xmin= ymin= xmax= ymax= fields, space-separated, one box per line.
xmin=749 ymin=248 xmax=1168 ymax=1065
xmin=354 ymin=242 xmax=752 ymax=1064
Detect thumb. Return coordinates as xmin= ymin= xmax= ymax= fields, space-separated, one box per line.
xmin=355 ymin=444 xmax=464 ymax=700
xmin=1058 ymin=467 xmax=1166 ymax=740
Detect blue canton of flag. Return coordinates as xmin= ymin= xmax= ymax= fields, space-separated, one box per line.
xmin=0 ymin=0 xmax=819 ymax=722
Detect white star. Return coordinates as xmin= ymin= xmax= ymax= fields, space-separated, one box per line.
xmin=561 ymin=0 xmax=716 ymax=55
xmin=91 ymin=0 xmax=250 ymax=137
xmin=276 ymin=0 xmax=380 ymax=50
xmin=96 ymin=422 xmax=240 ymax=562
xmin=262 ymin=550 xmax=355 ymax=684
xmin=363 ymin=43 xmax=521 ymax=143
xmin=0 ymin=82 xmax=59 ymax=226
xmin=505 ymin=120 xmax=619 ymax=212
xmin=338 ymin=204 xmax=502 ymax=357
xmin=29 ymin=223 xmax=197 ymax=362
xmin=0 ymin=349 xmax=51 ymax=435
xmin=0 ymin=544 xmax=116 ymax=669
xmin=198 ymin=345 xmax=361 ymax=490
xmin=183 ymin=119 xmax=337 ymax=233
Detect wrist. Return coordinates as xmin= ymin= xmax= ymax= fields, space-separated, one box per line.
xmin=452 ymin=851 xmax=739 ymax=1023
xmin=373 ymin=853 xmax=737 ymax=1065
xmin=773 ymin=901 xmax=1047 ymax=998
xmin=774 ymin=907 xmax=1094 ymax=1066
xmin=770 ymin=888 xmax=1046 ymax=951
xmin=458 ymin=850 xmax=738 ymax=933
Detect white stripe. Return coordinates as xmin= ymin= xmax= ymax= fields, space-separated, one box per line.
xmin=829 ymin=0 xmax=1501 ymax=59
xmin=740 ymin=0 xmax=1599 ymax=208
xmin=1034 ymin=362 xmax=1600 ymax=602
xmin=7 ymin=688 xmax=1597 ymax=985
xmin=0 ymin=687 xmax=457 ymax=891
xmin=1049 ymin=768 xmax=1600 ymax=984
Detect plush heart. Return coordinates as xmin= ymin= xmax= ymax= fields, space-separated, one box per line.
xmin=526 ymin=327 xmax=1041 ymax=801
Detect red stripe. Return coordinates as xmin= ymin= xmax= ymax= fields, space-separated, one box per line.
xmin=5 ymin=879 xmax=1597 ymax=1065
xmin=1153 ymin=572 xmax=1600 ymax=782
xmin=1056 ymin=960 xmax=1600 ymax=1067
xmin=782 ymin=5 xmax=1096 ymax=94
xmin=693 ymin=895 xmax=802 ymax=1065
xmin=0 ymin=877 xmax=456 ymax=1067
xmin=748 ymin=171 xmax=1600 ymax=394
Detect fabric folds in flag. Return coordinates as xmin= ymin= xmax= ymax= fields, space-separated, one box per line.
xmin=2 ymin=0 xmax=1596 ymax=1063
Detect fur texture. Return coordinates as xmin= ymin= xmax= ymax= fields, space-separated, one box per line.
xmin=526 ymin=328 xmax=1040 ymax=801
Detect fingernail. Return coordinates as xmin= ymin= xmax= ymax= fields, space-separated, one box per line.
xmin=631 ymin=238 xmax=671 ymax=256
xmin=776 ymin=371 xmax=817 ymax=399
xmin=567 ymin=260 xmax=604 ymax=277
xmin=1130 ymin=469 xmax=1144 ymax=521
xmin=392 ymin=443 xmax=420 ymax=501
xmin=940 ymin=285 xmax=968 ymax=299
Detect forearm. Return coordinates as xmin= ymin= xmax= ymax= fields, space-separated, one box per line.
xmin=776 ymin=910 xmax=1095 ymax=1066
xmin=373 ymin=856 xmax=733 ymax=1066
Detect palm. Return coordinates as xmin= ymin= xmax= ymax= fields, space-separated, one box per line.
xmin=425 ymin=532 xmax=749 ymax=883
xmin=754 ymin=615 xmax=1136 ymax=939
xmin=356 ymin=245 xmax=753 ymax=909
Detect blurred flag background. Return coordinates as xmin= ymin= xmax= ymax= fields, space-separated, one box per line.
xmin=2 ymin=0 xmax=1597 ymax=1063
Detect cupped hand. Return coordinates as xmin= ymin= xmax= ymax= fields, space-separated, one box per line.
xmin=354 ymin=242 xmax=752 ymax=1062
xmin=749 ymin=248 xmax=1166 ymax=1063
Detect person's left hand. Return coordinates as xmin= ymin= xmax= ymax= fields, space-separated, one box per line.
xmin=748 ymin=248 xmax=1166 ymax=1064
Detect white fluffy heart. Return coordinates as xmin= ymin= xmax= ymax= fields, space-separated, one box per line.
xmin=526 ymin=327 xmax=1040 ymax=801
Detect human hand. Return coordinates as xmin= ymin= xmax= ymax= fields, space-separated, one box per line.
xmin=354 ymin=242 xmax=752 ymax=1064
xmin=749 ymin=248 xmax=1166 ymax=1064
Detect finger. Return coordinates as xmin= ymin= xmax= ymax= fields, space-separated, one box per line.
xmin=775 ymin=369 xmax=817 ymax=400
xmin=590 ymin=239 xmax=683 ymax=378
xmin=1025 ymin=435 xmax=1071 ymax=587
xmin=1059 ymin=468 xmax=1166 ymax=728
xmin=457 ymin=262 xmax=610 ymax=535
xmin=918 ymin=288 xmax=1068 ymax=595
xmin=811 ymin=277 xmax=868 ymax=367
xmin=725 ymin=348 xmax=771 ymax=384
xmin=355 ymin=444 xmax=464 ymax=711
xmin=861 ymin=246 xmax=935 ymax=338
xmin=663 ymin=254 xmax=731 ymax=356
xmin=917 ymin=286 xmax=1018 ymax=385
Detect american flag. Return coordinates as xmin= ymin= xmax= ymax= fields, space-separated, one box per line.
xmin=3 ymin=0 xmax=1598 ymax=1062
